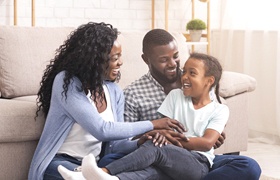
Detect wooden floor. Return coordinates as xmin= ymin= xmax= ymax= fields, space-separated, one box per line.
xmin=240 ymin=141 xmax=280 ymax=180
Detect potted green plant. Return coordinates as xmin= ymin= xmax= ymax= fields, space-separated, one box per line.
xmin=186 ymin=18 xmax=206 ymax=42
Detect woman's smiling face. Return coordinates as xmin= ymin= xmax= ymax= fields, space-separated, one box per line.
xmin=104 ymin=39 xmax=123 ymax=81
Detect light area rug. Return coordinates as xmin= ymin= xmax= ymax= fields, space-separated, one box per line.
xmin=260 ymin=175 xmax=280 ymax=180
xmin=241 ymin=142 xmax=280 ymax=180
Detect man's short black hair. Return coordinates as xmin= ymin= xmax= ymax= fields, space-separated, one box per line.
xmin=142 ymin=29 xmax=175 ymax=55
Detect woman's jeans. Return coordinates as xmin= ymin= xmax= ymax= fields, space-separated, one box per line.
xmin=43 ymin=154 xmax=82 ymax=180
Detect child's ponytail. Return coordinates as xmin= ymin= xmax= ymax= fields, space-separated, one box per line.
xmin=215 ymin=83 xmax=222 ymax=104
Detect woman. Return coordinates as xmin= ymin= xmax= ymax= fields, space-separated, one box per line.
xmin=28 ymin=22 xmax=185 ymax=180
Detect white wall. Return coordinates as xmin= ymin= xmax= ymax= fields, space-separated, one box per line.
xmin=211 ymin=29 xmax=280 ymax=144
xmin=0 ymin=0 xmax=219 ymax=32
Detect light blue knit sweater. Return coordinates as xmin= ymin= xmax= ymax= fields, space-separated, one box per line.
xmin=28 ymin=71 xmax=153 ymax=180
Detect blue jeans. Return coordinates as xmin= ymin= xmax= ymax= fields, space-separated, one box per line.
xmin=104 ymin=141 xmax=209 ymax=180
xmin=203 ymin=154 xmax=262 ymax=180
xmin=100 ymin=147 xmax=261 ymax=180
xmin=43 ymin=154 xmax=82 ymax=180
xmin=97 ymin=153 xmax=127 ymax=168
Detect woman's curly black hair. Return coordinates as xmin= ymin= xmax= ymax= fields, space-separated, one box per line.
xmin=36 ymin=22 xmax=119 ymax=118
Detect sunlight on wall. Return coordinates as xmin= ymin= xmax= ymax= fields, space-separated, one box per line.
xmin=221 ymin=0 xmax=280 ymax=30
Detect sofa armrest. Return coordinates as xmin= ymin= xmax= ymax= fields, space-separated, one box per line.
xmin=0 ymin=98 xmax=45 ymax=142
xmin=219 ymin=71 xmax=257 ymax=98
xmin=215 ymin=92 xmax=249 ymax=154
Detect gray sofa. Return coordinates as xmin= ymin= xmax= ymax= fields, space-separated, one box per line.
xmin=0 ymin=26 xmax=257 ymax=179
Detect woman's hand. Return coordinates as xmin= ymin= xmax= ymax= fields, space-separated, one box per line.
xmin=151 ymin=117 xmax=186 ymax=133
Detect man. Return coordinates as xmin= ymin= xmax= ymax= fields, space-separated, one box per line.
xmin=123 ymin=29 xmax=261 ymax=179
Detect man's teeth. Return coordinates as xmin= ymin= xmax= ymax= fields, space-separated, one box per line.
xmin=167 ymin=69 xmax=176 ymax=72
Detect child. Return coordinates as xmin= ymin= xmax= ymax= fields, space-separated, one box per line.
xmin=58 ymin=52 xmax=229 ymax=180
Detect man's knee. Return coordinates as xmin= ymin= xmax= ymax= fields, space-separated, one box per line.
xmin=206 ymin=155 xmax=261 ymax=180
xmin=243 ymin=156 xmax=262 ymax=179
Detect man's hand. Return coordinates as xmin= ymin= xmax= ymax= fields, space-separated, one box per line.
xmin=214 ymin=131 xmax=226 ymax=149
xmin=151 ymin=117 xmax=186 ymax=133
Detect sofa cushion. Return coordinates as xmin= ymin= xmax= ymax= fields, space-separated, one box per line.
xmin=0 ymin=26 xmax=74 ymax=98
xmin=13 ymin=95 xmax=37 ymax=102
xmin=219 ymin=71 xmax=257 ymax=98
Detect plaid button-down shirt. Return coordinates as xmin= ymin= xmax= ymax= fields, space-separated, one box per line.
xmin=123 ymin=71 xmax=167 ymax=122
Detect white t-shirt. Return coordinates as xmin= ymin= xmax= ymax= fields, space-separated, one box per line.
xmin=158 ymin=89 xmax=229 ymax=166
xmin=57 ymin=85 xmax=115 ymax=161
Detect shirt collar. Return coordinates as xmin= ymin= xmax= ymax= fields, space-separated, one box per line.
xmin=146 ymin=71 xmax=164 ymax=92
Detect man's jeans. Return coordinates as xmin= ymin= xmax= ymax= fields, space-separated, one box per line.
xmin=204 ymin=154 xmax=262 ymax=180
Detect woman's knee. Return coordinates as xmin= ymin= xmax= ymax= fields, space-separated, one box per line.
xmin=44 ymin=154 xmax=81 ymax=179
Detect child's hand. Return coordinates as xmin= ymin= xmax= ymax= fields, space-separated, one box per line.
xmin=151 ymin=132 xmax=168 ymax=147
xmin=156 ymin=129 xmax=189 ymax=147
xmin=137 ymin=131 xmax=168 ymax=147
xmin=137 ymin=129 xmax=189 ymax=148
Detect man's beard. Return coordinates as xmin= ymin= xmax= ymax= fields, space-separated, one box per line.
xmin=150 ymin=64 xmax=180 ymax=84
